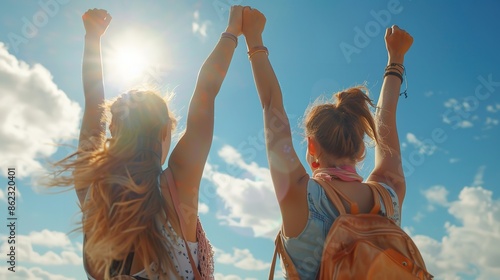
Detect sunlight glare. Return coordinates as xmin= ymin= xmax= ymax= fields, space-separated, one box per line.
xmin=112 ymin=46 xmax=148 ymax=81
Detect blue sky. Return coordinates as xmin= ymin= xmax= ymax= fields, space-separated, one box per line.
xmin=0 ymin=0 xmax=499 ymax=279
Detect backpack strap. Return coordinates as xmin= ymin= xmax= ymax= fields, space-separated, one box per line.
xmin=164 ymin=168 xmax=203 ymax=280
xmin=268 ymin=230 xmax=300 ymax=280
xmin=313 ymin=178 xmax=355 ymax=214
xmin=365 ymin=181 xmax=395 ymax=217
xmin=313 ymin=178 xmax=383 ymax=215
xmin=268 ymin=241 xmax=278 ymax=280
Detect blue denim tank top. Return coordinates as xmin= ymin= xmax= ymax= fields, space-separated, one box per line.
xmin=281 ymin=179 xmax=401 ymax=279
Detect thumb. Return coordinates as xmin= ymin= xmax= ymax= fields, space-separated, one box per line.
xmin=105 ymin=14 xmax=112 ymax=24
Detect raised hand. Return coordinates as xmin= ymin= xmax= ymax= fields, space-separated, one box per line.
xmin=82 ymin=8 xmax=112 ymax=37
xmin=226 ymin=5 xmax=244 ymax=36
xmin=385 ymin=25 xmax=413 ymax=63
xmin=242 ymin=7 xmax=266 ymax=47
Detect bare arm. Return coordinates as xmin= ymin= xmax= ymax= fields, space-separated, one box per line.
xmin=368 ymin=25 xmax=413 ymax=206
xmin=243 ymin=8 xmax=309 ymax=236
xmin=76 ymin=9 xmax=112 ymax=206
xmin=168 ymin=6 xmax=243 ymax=238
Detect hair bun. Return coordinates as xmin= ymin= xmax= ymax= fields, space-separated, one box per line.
xmin=304 ymin=85 xmax=379 ymax=161
xmin=335 ymin=87 xmax=374 ymax=115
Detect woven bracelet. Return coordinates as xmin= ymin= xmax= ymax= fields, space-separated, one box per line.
xmin=384 ymin=71 xmax=403 ymax=84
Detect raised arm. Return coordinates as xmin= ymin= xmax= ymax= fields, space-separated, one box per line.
xmin=168 ymin=6 xmax=243 ymax=226
xmin=368 ymin=25 xmax=413 ymax=206
xmin=76 ymin=9 xmax=111 ymax=205
xmin=242 ymin=8 xmax=309 ymax=227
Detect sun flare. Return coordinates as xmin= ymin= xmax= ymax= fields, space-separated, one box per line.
xmin=111 ymin=46 xmax=149 ymax=81
xmin=105 ymin=29 xmax=166 ymax=89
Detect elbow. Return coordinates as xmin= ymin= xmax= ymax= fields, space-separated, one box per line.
xmin=259 ymin=88 xmax=279 ymax=110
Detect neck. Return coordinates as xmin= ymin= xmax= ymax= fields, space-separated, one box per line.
xmin=318 ymin=158 xmax=357 ymax=169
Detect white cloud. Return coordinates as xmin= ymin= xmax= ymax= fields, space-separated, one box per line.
xmin=413 ymin=186 xmax=500 ymax=280
xmin=0 ymin=230 xmax=82 ymax=266
xmin=486 ymin=103 xmax=500 ymax=113
xmin=215 ymin=247 xmax=270 ymax=271
xmin=449 ymin=158 xmax=460 ymax=164
xmin=406 ymin=133 xmax=438 ymax=156
xmin=204 ymin=145 xmax=281 ymax=239
xmin=443 ymin=115 xmax=474 ymax=128
xmin=214 ymin=273 xmax=259 ymax=280
xmin=413 ymin=211 xmax=425 ymax=222
xmin=422 ymin=185 xmax=449 ymax=207
xmin=215 ymin=274 xmax=242 ymax=280
xmin=455 ymin=120 xmax=473 ymax=128
xmin=0 ymin=42 xmax=81 ymax=178
xmin=0 ymin=187 xmax=22 ymax=204
xmin=27 ymin=229 xmax=72 ymax=248
xmin=199 ymin=202 xmax=209 ymax=214
xmin=444 ymin=98 xmax=459 ymax=108
xmin=192 ymin=10 xmax=211 ymax=38
xmin=472 ymin=165 xmax=485 ymax=187
xmin=484 ymin=117 xmax=499 ymax=128
xmin=0 ymin=266 xmax=76 ymax=280
xmin=442 ymin=98 xmax=476 ymax=129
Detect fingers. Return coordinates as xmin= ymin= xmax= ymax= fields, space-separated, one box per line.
xmin=385 ymin=27 xmax=392 ymax=39
xmin=230 ymin=5 xmax=244 ymax=14
xmin=104 ymin=12 xmax=112 ymax=24
xmin=243 ymin=5 xmax=252 ymax=17
xmin=83 ymin=8 xmax=110 ymax=20
xmin=243 ymin=5 xmax=262 ymax=15
xmin=386 ymin=25 xmax=400 ymax=38
xmin=386 ymin=25 xmax=412 ymax=39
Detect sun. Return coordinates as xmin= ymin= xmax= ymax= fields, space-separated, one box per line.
xmin=110 ymin=45 xmax=149 ymax=81
xmin=104 ymin=30 xmax=165 ymax=90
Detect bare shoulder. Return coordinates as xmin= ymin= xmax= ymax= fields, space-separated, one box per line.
xmin=367 ymin=172 xmax=406 ymax=206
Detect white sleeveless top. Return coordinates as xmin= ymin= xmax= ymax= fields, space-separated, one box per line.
xmin=85 ymin=218 xmax=199 ymax=280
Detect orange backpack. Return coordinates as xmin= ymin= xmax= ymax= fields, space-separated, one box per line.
xmin=269 ymin=179 xmax=433 ymax=280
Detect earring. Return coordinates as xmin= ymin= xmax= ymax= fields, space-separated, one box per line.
xmin=312 ymin=158 xmax=320 ymax=169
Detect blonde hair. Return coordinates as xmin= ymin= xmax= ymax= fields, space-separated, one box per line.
xmin=50 ymin=90 xmax=178 ymax=279
xmin=304 ymin=86 xmax=379 ymax=162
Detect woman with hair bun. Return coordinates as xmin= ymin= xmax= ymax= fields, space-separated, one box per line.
xmin=242 ymin=6 xmax=413 ymax=279
xmin=49 ymin=6 xmax=245 ymax=280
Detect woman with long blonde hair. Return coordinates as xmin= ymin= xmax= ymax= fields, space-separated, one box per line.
xmin=50 ymin=6 xmax=245 ymax=279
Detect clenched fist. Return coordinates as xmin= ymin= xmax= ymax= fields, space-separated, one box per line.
xmin=82 ymin=8 xmax=112 ymax=37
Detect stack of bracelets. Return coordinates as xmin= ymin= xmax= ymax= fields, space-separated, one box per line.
xmin=384 ymin=63 xmax=408 ymax=98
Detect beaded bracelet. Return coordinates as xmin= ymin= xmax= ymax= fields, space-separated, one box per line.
xmin=221 ymin=32 xmax=238 ymax=48
xmin=248 ymin=46 xmax=269 ymax=59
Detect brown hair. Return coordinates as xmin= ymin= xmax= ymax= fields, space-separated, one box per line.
xmin=304 ymin=86 xmax=379 ymax=162
xmin=49 ymin=90 xmax=178 ymax=279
